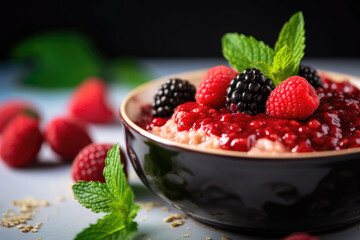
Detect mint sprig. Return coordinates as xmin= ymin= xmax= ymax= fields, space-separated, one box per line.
xmin=257 ymin=45 xmax=299 ymax=86
xmin=222 ymin=11 xmax=305 ymax=86
xmin=72 ymin=144 xmax=140 ymax=240
xmin=222 ymin=33 xmax=275 ymax=71
xmin=275 ymin=11 xmax=305 ymax=67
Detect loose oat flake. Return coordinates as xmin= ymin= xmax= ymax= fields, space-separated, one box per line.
xmin=0 ymin=196 xmax=49 ymax=233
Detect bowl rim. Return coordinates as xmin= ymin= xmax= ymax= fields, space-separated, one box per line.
xmin=120 ymin=68 xmax=360 ymax=160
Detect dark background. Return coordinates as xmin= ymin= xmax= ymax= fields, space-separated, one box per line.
xmin=2 ymin=1 xmax=360 ymax=60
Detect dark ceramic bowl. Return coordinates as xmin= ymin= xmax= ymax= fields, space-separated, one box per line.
xmin=119 ymin=69 xmax=360 ymax=234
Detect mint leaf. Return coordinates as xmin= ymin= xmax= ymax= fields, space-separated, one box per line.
xmin=72 ymin=181 xmax=112 ymax=213
xmin=222 ymin=33 xmax=274 ymax=72
xmin=74 ymin=213 xmax=137 ymax=240
xmin=108 ymin=199 xmax=140 ymax=221
xmin=270 ymin=45 xmax=298 ymax=85
xmin=103 ymin=144 xmax=128 ymax=200
xmin=72 ymin=143 xmax=140 ymax=240
xmin=12 ymin=32 xmax=104 ymax=88
xmin=274 ymin=11 xmax=305 ymax=67
xmin=254 ymin=62 xmax=273 ymax=79
xmin=222 ymin=11 xmax=306 ymax=86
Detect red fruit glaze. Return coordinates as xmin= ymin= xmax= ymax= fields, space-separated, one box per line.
xmin=69 ymin=78 xmax=114 ymax=123
xmin=45 ymin=117 xmax=92 ymax=160
xmin=0 ymin=101 xmax=39 ymax=133
xmin=282 ymin=233 xmax=319 ymax=240
xmin=196 ymin=65 xmax=238 ymax=109
xmin=266 ymin=76 xmax=319 ymax=119
xmin=144 ymin=77 xmax=360 ymax=153
xmin=0 ymin=114 xmax=42 ymax=168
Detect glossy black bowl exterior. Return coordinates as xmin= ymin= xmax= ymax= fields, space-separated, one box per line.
xmin=119 ymin=69 xmax=360 ymax=233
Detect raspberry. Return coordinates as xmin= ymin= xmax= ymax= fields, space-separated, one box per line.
xmin=71 ymin=143 xmax=127 ymax=182
xmin=196 ymin=65 xmax=238 ymax=109
xmin=152 ymin=78 xmax=196 ymax=118
xmin=69 ymin=77 xmax=114 ymax=123
xmin=0 ymin=114 xmax=42 ymax=168
xmin=266 ymin=76 xmax=320 ymax=119
xmin=0 ymin=100 xmax=39 ymax=133
xmin=282 ymin=233 xmax=319 ymax=240
xmin=45 ymin=117 xmax=92 ymax=160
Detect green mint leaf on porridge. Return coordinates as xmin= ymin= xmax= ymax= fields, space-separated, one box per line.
xmin=222 ymin=11 xmax=306 ymax=85
xmin=268 ymin=45 xmax=298 ymax=85
xmin=274 ymin=11 xmax=305 ymax=68
xmin=222 ymin=33 xmax=274 ymax=71
xmin=72 ymin=143 xmax=140 ymax=240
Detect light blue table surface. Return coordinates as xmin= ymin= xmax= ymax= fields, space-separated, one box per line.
xmin=0 ymin=58 xmax=360 ymax=240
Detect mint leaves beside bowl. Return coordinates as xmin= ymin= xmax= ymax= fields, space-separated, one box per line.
xmin=72 ymin=144 xmax=140 ymax=240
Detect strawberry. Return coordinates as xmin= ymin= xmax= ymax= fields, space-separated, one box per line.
xmin=266 ymin=76 xmax=320 ymax=119
xmin=71 ymin=143 xmax=127 ymax=182
xmin=0 ymin=100 xmax=39 ymax=133
xmin=282 ymin=233 xmax=319 ymax=240
xmin=0 ymin=114 xmax=42 ymax=168
xmin=69 ymin=77 xmax=114 ymax=123
xmin=196 ymin=66 xmax=238 ymax=109
xmin=45 ymin=117 xmax=92 ymax=160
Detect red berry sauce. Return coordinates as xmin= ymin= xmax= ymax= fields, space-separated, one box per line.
xmin=141 ymin=77 xmax=360 ymax=153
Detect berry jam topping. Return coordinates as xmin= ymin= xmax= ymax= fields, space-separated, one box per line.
xmin=143 ymin=77 xmax=360 ymax=153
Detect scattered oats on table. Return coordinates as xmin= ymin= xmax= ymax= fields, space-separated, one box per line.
xmin=0 ymin=196 xmax=50 ymax=233
xmin=161 ymin=206 xmax=170 ymax=212
xmin=56 ymin=196 xmax=65 ymax=202
xmin=16 ymin=224 xmax=25 ymax=229
xmin=163 ymin=213 xmax=187 ymax=223
xmin=170 ymin=220 xmax=184 ymax=228
xmin=136 ymin=201 xmax=163 ymax=212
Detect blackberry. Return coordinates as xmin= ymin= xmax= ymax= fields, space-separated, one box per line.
xmin=298 ymin=64 xmax=323 ymax=89
xmin=152 ymin=78 xmax=196 ymax=118
xmin=226 ymin=68 xmax=274 ymax=115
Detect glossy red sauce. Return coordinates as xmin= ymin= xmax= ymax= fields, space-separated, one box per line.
xmin=140 ymin=77 xmax=360 ymax=152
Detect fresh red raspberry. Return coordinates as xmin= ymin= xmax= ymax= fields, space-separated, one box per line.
xmin=45 ymin=117 xmax=92 ymax=160
xmin=0 ymin=114 xmax=42 ymax=168
xmin=196 ymin=65 xmax=238 ymax=109
xmin=266 ymin=76 xmax=319 ymax=119
xmin=69 ymin=77 xmax=114 ymax=123
xmin=0 ymin=100 xmax=39 ymax=133
xmin=71 ymin=143 xmax=127 ymax=182
xmin=282 ymin=233 xmax=320 ymax=240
